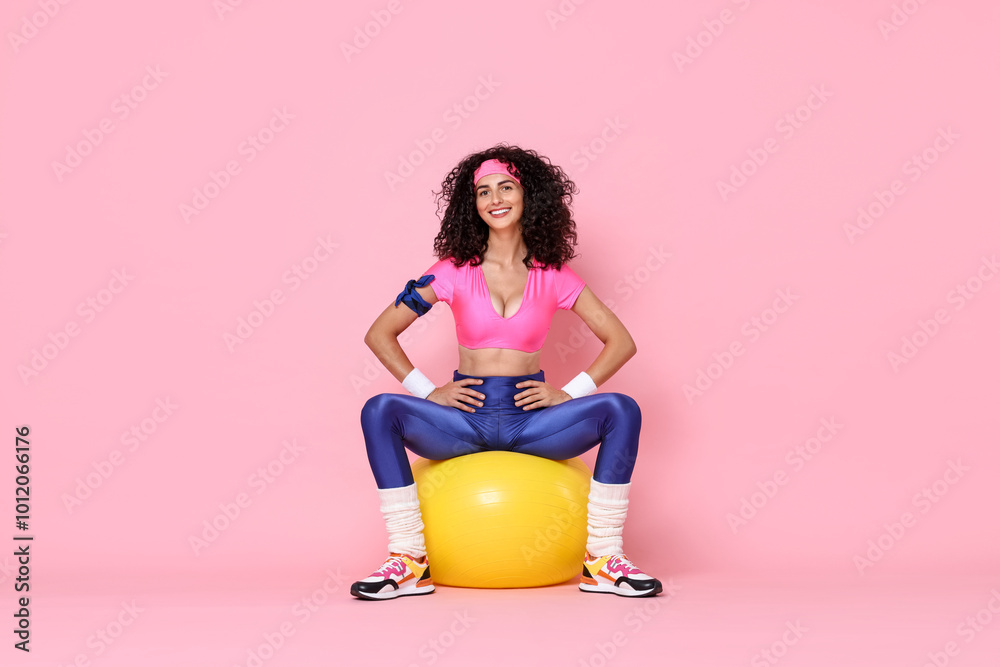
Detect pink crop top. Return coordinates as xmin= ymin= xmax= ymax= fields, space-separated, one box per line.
xmin=421 ymin=257 xmax=586 ymax=353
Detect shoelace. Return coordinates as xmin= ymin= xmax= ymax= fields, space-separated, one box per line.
xmin=374 ymin=556 xmax=408 ymax=579
xmin=605 ymin=554 xmax=643 ymax=576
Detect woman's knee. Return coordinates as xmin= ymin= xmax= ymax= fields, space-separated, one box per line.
xmin=603 ymin=392 xmax=641 ymax=422
xmin=361 ymin=392 xmax=404 ymax=427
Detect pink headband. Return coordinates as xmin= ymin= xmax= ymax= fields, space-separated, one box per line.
xmin=473 ymin=158 xmax=521 ymax=187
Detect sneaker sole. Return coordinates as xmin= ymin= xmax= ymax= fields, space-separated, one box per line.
xmin=579 ymin=579 xmax=662 ymax=597
xmin=350 ymin=582 xmax=436 ymax=601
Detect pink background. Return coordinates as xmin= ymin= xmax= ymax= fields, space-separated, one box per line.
xmin=2 ymin=1 xmax=999 ymax=665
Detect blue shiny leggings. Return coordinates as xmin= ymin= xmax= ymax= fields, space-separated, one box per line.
xmin=360 ymin=370 xmax=641 ymax=489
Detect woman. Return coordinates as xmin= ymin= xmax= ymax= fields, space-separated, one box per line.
xmin=352 ymin=144 xmax=661 ymax=600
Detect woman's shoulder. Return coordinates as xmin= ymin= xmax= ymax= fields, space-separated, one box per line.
xmin=427 ymin=255 xmax=463 ymax=270
xmin=537 ymin=261 xmax=586 ymax=300
xmin=533 ymin=258 xmax=581 ymax=276
xmin=423 ymin=256 xmax=469 ymax=280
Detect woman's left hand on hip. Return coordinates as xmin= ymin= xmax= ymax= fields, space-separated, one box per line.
xmin=513 ymin=380 xmax=571 ymax=410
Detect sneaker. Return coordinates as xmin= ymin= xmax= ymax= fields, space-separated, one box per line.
xmin=350 ymin=552 xmax=435 ymax=601
xmin=579 ymin=552 xmax=662 ymax=597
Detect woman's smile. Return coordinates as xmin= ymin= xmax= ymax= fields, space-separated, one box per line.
xmin=476 ymin=172 xmax=523 ymax=226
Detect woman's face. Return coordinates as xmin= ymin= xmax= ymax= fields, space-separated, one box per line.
xmin=475 ymin=173 xmax=524 ymax=230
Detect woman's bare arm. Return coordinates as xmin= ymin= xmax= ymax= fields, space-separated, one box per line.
xmin=363 ymin=283 xmax=439 ymax=383
xmin=568 ymin=286 xmax=637 ymax=387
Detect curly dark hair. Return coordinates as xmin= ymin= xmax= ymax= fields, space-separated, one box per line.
xmin=431 ymin=143 xmax=580 ymax=270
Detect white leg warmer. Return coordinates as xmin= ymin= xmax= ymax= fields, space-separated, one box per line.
xmin=586 ymin=478 xmax=631 ymax=557
xmin=377 ymin=483 xmax=426 ymax=558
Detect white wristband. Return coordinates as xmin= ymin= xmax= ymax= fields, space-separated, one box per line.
xmin=561 ymin=371 xmax=597 ymax=399
xmin=402 ymin=368 xmax=436 ymax=398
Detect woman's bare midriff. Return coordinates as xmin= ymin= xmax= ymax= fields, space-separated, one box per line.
xmin=456 ymin=344 xmax=541 ymax=377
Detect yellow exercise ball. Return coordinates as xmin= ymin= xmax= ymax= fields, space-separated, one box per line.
xmin=411 ymin=451 xmax=592 ymax=588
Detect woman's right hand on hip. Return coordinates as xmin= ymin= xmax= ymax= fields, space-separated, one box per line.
xmin=427 ymin=377 xmax=485 ymax=412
